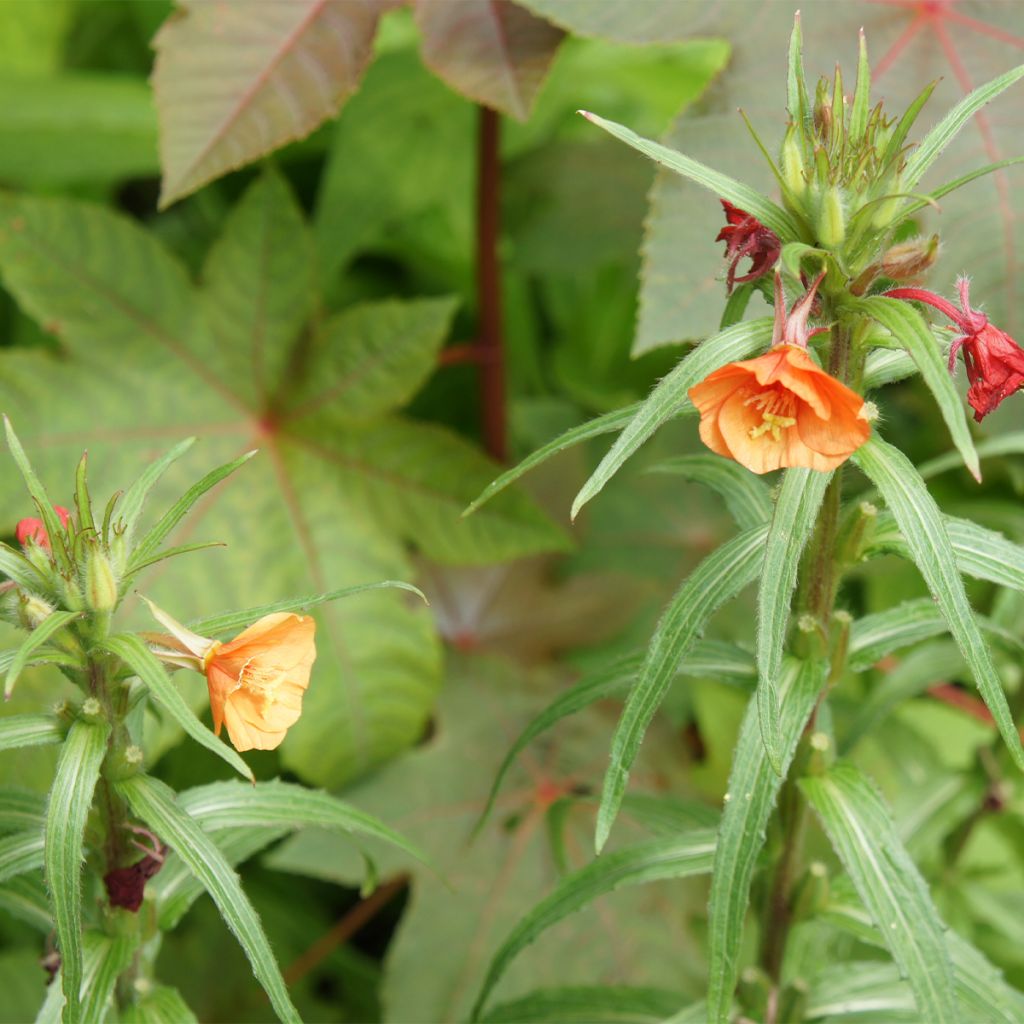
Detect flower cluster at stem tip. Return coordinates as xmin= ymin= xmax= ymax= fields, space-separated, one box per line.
xmin=686 ymin=18 xmax=1024 ymax=474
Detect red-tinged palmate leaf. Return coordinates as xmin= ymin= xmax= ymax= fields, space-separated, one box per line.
xmin=414 ymin=0 xmax=565 ymax=121
xmin=153 ymin=0 xmax=392 ymax=207
xmin=634 ymin=2 xmax=1024 ymax=353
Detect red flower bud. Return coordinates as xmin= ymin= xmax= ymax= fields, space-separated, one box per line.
xmin=716 ymin=200 xmax=782 ymax=293
xmin=887 ymin=278 xmax=1024 ymax=422
xmin=14 ymin=506 xmax=70 ymax=550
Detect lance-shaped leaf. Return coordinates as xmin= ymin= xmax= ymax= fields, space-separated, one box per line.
xmin=116 ymin=437 xmax=195 ymax=549
xmin=4 ymin=610 xmax=80 ymax=699
xmin=854 ymin=296 xmax=979 ymax=480
xmin=472 ymin=831 xmax=716 ymax=1020
xmin=0 ymin=714 xmax=62 ymax=754
xmin=596 ymin=525 xmax=768 ymax=852
xmin=101 ymin=634 xmax=253 ymax=783
xmin=801 ymin=763 xmax=958 ymax=1024
xmin=415 ymin=0 xmax=564 ymax=121
xmin=0 ymin=541 xmax=48 ymax=593
xmin=45 ymin=717 xmax=109 ymax=1024
xmin=580 ymin=112 xmax=799 ymax=240
xmin=854 ymin=436 xmax=1024 ymax=770
xmin=706 ymin=658 xmax=824 ymax=1024
xmin=0 ymin=829 xmax=44 ymax=883
xmin=115 ymin=773 xmax=300 ymax=1023
xmin=0 ymin=789 xmax=45 ymax=832
xmin=572 ymin=318 xmax=773 ymax=519
xmin=152 ymin=0 xmax=388 ymax=206
xmin=121 ymin=985 xmax=198 ymax=1024
xmin=0 ymin=875 xmax=50 ymax=933
xmin=646 ymin=454 xmax=772 ymax=530
xmin=756 ymin=469 xmax=831 ymax=772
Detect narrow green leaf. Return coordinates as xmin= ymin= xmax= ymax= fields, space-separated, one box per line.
xmin=0 ymin=540 xmax=47 ymax=592
xmin=856 ymin=296 xmax=979 ymax=480
xmin=880 ymin=80 xmax=937 ymax=173
xmin=465 ymin=405 xmax=637 ymax=517
xmin=706 ymin=658 xmax=824 ymax=1024
xmin=80 ymin=931 xmax=135 ymax=1024
xmin=177 ymin=779 xmax=431 ymax=868
xmin=115 ymin=773 xmax=299 ymax=1023
xmin=117 ymin=437 xmax=196 ymax=550
xmin=756 ymin=469 xmax=831 ymax=772
xmin=854 ymin=436 xmax=1024 ymax=770
xmin=187 ymin=580 xmax=425 ymax=638
xmin=786 ymin=12 xmax=810 ymax=129
xmin=580 ymin=112 xmax=799 ymax=240
xmin=572 ymin=318 xmax=773 ymax=520
xmin=0 ymin=875 xmax=51 ymax=932
xmin=903 ymin=64 xmax=1024 ymax=189
xmin=862 ymin=346 xmax=917 ymax=390
xmin=121 ymin=985 xmax=199 ymax=1024
xmin=918 ymin=431 xmax=1024 ymax=481
xmin=0 ymin=714 xmax=63 ymax=753
xmin=4 ymin=610 xmax=81 ymax=699
xmin=801 ymin=762 xmax=958 ymax=1024
xmin=3 ymin=416 xmax=70 ymax=571
xmin=0 ymin=829 xmax=44 ymax=883
xmin=807 ymin=962 xmax=915 ymax=1021
xmin=902 ymin=157 xmax=1024 ymax=217
xmin=596 ymin=525 xmax=768 ymax=852
xmin=480 ymin=986 xmax=683 ymax=1024
xmin=0 ymin=788 xmax=45 ymax=833
xmin=130 ymin=449 xmax=256 ymax=566
xmin=100 ymin=633 xmax=253 ymax=782
xmin=124 ymin=540 xmax=226 ymax=577
xmin=73 ymin=453 xmax=94 ymax=536
xmin=849 ymin=30 xmax=871 ymax=143
xmin=645 ymin=455 xmax=772 ymax=530
xmin=45 ymin=716 xmax=109 ymax=1024
xmin=472 ymin=832 xmax=716 ymax=1021
xmin=476 ymin=641 xmax=753 ymax=837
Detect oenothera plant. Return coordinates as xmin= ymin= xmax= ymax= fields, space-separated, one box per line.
xmin=0 ymin=420 xmax=429 ymax=1023
xmin=468 ymin=18 xmax=1024 ymax=1024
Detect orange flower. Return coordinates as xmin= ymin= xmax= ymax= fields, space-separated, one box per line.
xmin=201 ymin=613 xmax=316 ymax=752
xmin=688 ymin=345 xmax=871 ymax=474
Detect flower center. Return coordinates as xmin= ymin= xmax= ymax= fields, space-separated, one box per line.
xmin=744 ymin=388 xmax=797 ymax=442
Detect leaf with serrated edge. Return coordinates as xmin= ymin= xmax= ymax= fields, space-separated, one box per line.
xmin=596 ymin=526 xmax=768 ymax=852
xmin=756 ymin=469 xmax=831 ymax=772
xmin=706 ymin=658 xmax=823 ymax=1023
xmin=801 ymin=763 xmax=958 ymax=1024
xmin=472 ymin=832 xmax=716 ymax=1020
xmin=115 ymin=773 xmax=300 ymax=1023
xmin=45 ymin=717 xmax=109 ymax=1024
xmin=854 ymin=436 xmax=1024 ymax=770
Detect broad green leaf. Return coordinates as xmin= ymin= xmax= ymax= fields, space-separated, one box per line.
xmin=801 ymin=763 xmax=958 ymax=1024
xmin=645 ymin=454 xmax=771 ymax=530
xmin=466 ymin=405 xmax=637 ymax=517
xmin=706 ymin=658 xmax=824 ymax=1024
xmin=0 ymin=874 xmax=50 ymax=932
xmin=596 ymin=525 xmax=768 ymax=852
xmin=472 ymin=832 xmax=716 ymax=1020
xmin=481 ymin=985 xmax=683 ymax=1024
xmin=756 ymin=469 xmax=831 ymax=772
xmin=188 ymin=580 xmax=426 ymax=637
xmin=903 ymin=63 xmax=1024 ymax=189
xmin=854 ymin=436 xmax=1024 ymax=770
xmin=115 ymin=773 xmax=300 ymax=1023
xmin=121 ymin=986 xmax=199 ymax=1024
xmin=847 ymin=599 xmax=1019 ymax=671
xmin=571 ymin=318 xmax=773 ymax=519
xmin=0 ymin=72 xmax=157 ymax=187
xmin=199 ymin=168 xmax=315 ymax=411
xmin=45 ymin=717 xmax=109 ymax=1024
xmin=581 ymin=113 xmax=799 ymax=240
xmin=152 ymin=0 xmax=387 ymax=206
xmin=129 ymin=450 xmax=257 ymax=568
xmin=176 ymin=779 xmax=431 ymax=868
xmin=854 ymin=296 xmax=979 ymax=480
xmin=476 ymin=641 xmax=753 ymax=835
xmin=100 ymin=634 xmax=254 ymax=782
xmin=4 ymin=610 xmax=80 ymax=699
xmin=118 ymin=438 xmax=196 ymax=551
xmin=415 ymin=0 xmax=564 ymax=120
xmin=517 ymin=0 xmax=703 ymax=43
xmin=0 ymin=829 xmax=44 ymax=883
xmin=0 ymin=714 xmax=62 ymax=754
xmin=284 ymin=298 xmax=459 ymax=425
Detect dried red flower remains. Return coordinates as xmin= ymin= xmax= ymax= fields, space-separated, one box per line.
xmin=716 ymin=200 xmax=782 ymax=293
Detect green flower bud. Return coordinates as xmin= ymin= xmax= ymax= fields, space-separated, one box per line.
xmin=18 ymin=591 xmax=54 ymax=631
xmin=85 ymin=546 xmax=119 ymax=612
xmin=880 ymin=234 xmax=940 ymax=281
xmin=817 ymin=187 xmax=846 ymax=248
xmin=781 ymin=128 xmax=807 ymax=199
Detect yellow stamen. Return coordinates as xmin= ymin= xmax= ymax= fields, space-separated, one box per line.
xmin=749 ymin=412 xmax=797 ymax=441
xmin=744 ymin=390 xmax=797 ymax=441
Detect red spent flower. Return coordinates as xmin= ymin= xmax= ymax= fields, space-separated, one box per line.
xmin=887 ymin=277 xmax=1024 ymax=422
xmin=15 ymin=506 xmax=70 ymax=550
xmin=716 ymin=200 xmax=781 ymax=293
